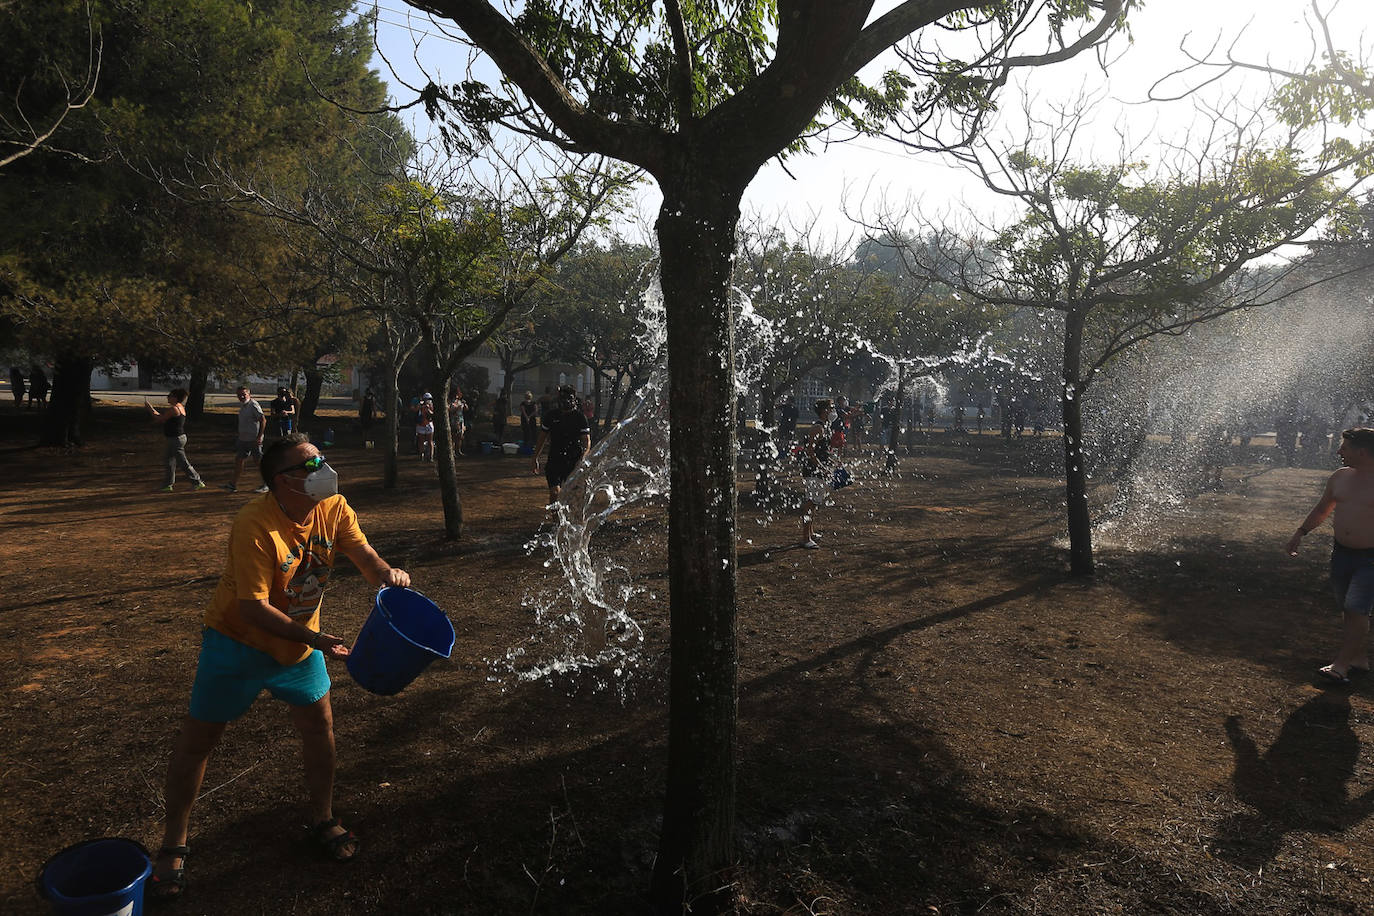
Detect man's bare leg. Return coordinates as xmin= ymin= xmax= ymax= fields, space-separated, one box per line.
xmin=228 ymin=455 xmax=247 ymax=489
xmin=289 ymin=695 xmax=357 ymax=858
xmin=1329 ymin=611 xmax=1372 ymax=676
xmin=801 ymin=501 xmax=816 ymax=546
xmin=154 ymin=717 xmax=227 ymax=889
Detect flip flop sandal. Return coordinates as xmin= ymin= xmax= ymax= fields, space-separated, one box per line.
xmin=1318 ymin=665 xmax=1351 ymax=686
xmin=147 ymin=845 xmax=189 ymax=902
xmin=309 ymin=818 xmax=359 ymax=862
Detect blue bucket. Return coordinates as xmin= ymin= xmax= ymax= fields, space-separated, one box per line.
xmin=37 ymin=838 xmax=151 ymax=916
xmin=346 ymin=587 xmax=455 ymax=696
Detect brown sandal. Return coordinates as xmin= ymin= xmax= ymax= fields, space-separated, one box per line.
xmin=309 ymin=818 xmax=359 ymax=862
xmin=147 ymin=845 xmax=189 ymax=902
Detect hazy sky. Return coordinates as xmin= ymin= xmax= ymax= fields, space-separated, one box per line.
xmin=368 ymin=0 xmax=1374 ymax=240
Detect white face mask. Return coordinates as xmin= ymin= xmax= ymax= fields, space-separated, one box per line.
xmin=301 ymin=462 xmax=338 ymax=501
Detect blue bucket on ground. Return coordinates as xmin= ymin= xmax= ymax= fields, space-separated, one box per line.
xmin=37 ymin=838 xmax=151 ymax=916
xmin=346 ymin=587 xmax=455 ymax=696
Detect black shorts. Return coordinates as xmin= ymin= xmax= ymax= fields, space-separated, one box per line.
xmin=545 ymin=454 xmax=581 ymax=488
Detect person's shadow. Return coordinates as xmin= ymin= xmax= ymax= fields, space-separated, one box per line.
xmin=1220 ymin=695 xmax=1374 ymax=867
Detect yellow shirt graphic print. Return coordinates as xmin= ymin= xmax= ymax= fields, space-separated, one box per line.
xmin=282 ymin=539 xmax=335 ymax=618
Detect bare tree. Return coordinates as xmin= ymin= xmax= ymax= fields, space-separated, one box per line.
xmin=870 ymin=92 xmax=1374 ymax=575
xmin=0 ymin=1 xmax=100 ymax=169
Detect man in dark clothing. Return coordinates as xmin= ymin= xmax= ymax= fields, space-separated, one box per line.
xmin=531 ymin=385 xmax=591 ymax=503
xmin=271 ymin=387 xmax=296 ymax=437
xmin=9 ymin=367 xmax=25 ymax=409
xmin=359 ymin=388 xmax=375 ymax=432
xmin=27 ymin=366 xmax=48 ymax=408
xmin=778 ymin=396 xmax=799 ymax=446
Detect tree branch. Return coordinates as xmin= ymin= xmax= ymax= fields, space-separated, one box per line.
xmin=403 ymin=0 xmax=673 ymax=173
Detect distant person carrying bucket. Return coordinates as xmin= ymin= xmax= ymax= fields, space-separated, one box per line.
xmin=148 ymin=432 xmax=411 ymax=902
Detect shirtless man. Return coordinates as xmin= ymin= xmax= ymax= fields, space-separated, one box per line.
xmin=1286 ymin=427 xmax=1374 ymax=685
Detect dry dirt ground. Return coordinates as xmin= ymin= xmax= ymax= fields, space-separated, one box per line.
xmin=3 ymin=403 xmax=1374 ymax=915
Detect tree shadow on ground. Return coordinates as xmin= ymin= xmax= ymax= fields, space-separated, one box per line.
xmin=1218 ymin=694 xmax=1374 ymax=869
xmin=1093 ymin=532 xmax=1328 ymax=673
xmin=161 ymin=580 xmax=1162 ymax=915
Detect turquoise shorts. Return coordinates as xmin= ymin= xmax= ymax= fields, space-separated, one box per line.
xmin=188 ymin=627 xmax=331 ymax=722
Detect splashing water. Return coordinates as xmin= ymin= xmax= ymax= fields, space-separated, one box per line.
xmin=497 ymin=270 xmax=1110 ymax=687
xmin=495 ymin=280 xmax=672 ymax=689
xmin=495 ymin=279 xmax=813 ymax=688
xmin=1091 ymin=280 xmax=1374 ymax=549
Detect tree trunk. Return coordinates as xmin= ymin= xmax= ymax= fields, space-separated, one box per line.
xmin=649 ymin=180 xmax=741 ymax=914
xmin=756 ymin=378 xmax=778 ymax=431
xmin=615 ymin=370 xmax=640 ymax=424
xmin=887 ymin=363 xmax=907 ymax=471
xmin=39 ymin=354 xmax=92 ymax=448
xmin=302 ymin=368 xmax=323 ymax=424
xmin=498 ymin=370 xmax=516 ymax=440
xmin=1061 ymin=309 xmax=1094 ymax=576
xmin=186 ymin=366 xmax=209 ymax=420
xmin=589 ymin=366 xmax=604 ymax=442
xmin=601 ymin=370 xmax=625 ymax=437
xmin=382 ymin=365 xmax=400 ymax=490
xmin=751 ymin=378 xmax=781 ymax=498
xmin=415 ymin=315 xmax=466 ymax=539
xmin=431 ymin=373 xmax=464 ymax=539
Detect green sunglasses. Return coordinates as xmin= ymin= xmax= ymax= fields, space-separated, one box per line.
xmin=276 ymin=454 xmax=328 ymax=476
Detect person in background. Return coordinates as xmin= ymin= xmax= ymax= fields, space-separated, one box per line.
xmin=830 ymin=396 xmax=852 ymax=459
xmin=287 ymin=387 xmax=302 ymax=428
xmin=147 ymin=388 xmax=206 ymax=492
xmin=271 ymin=387 xmax=295 ymax=438
xmin=778 ymin=395 xmax=799 ymax=446
xmin=1275 ymin=412 xmax=1299 ymax=467
xmin=9 ymin=366 xmax=25 ymax=409
xmin=27 ymin=365 xmax=48 ymax=409
xmin=462 ymin=393 xmax=477 ymax=453
xmin=147 ymin=434 xmax=411 ymax=901
xmin=415 ymin=392 xmax=436 ymax=462
xmin=359 ymin=388 xmax=375 ymax=434
xmin=448 ymin=389 xmax=466 ymax=457
xmin=1287 ymin=428 xmax=1374 ymax=686
xmin=519 ymin=390 xmax=538 ymax=446
xmin=532 ymin=384 xmax=591 ymax=503
xmin=224 ymin=385 xmax=269 ymax=493
xmin=799 ymin=398 xmax=836 ymax=550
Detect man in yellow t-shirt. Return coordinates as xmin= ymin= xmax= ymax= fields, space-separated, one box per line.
xmin=149 ymin=434 xmax=410 ymax=902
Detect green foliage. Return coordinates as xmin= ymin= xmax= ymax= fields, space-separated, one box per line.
xmin=543 ymin=240 xmax=658 ymax=375
xmin=430 ymin=0 xmax=1134 ymax=162
xmin=990 ymin=145 xmax=1345 ymax=319
xmin=946 ymin=132 xmax=1362 ymax=401
xmin=1273 ymin=51 xmax=1374 ymax=129
xmin=510 ymin=0 xmax=778 ymax=127
xmin=0 ymin=0 xmax=403 ymax=381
